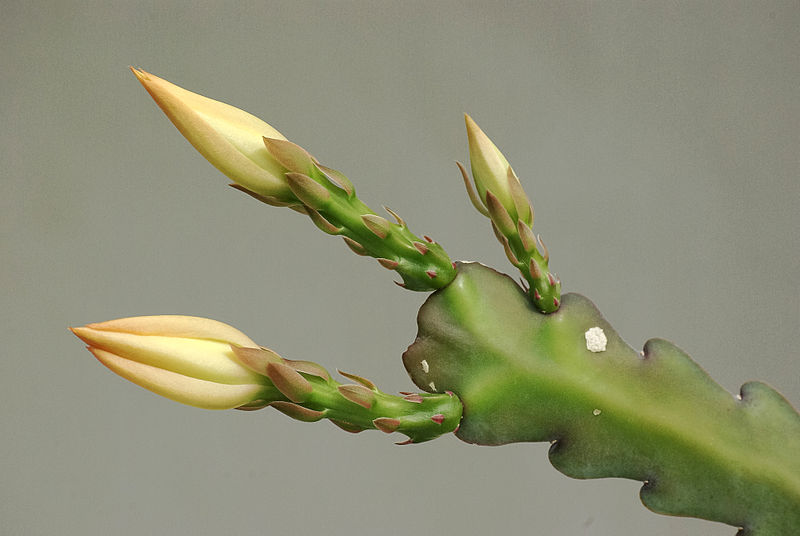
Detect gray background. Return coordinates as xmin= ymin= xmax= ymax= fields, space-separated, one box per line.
xmin=3 ymin=2 xmax=798 ymax=535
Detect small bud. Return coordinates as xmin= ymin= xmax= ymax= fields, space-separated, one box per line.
xmin=235 ymin=399 xmax=270 ymax=411
xmin=413 ymin=242 xmax=429 ymax=255
xmin=537 ymin=234 xmax=550 ymax=263
xmin=284 ymin=358 xmax=331 ymax=381
xmin=317 ymin=164 xmax=355 ymax=197
xmin=266 ymin=361 xmax=313 ymax=403
xmin=338 ymin=384 xmax=376 ymax=409
xmin=506 ymin=167 xmax=533 ymax=226
xmin=377 ymin=258 xmax=400 ymax=270
xmin=285 ymin=172 xmax=331 ymax=211
xmin=490 ymin=222 xmax=506 ymax=245
xmin=270 ymin=401 xmax=326 ymax=422
xmin=230 ymin=345 xmax=283 ymax=375
xmin=70 ymin=315 xmax=277 ymax=410
xmin=430 ymin=414 xmax=445 ymax=425
xmin=464 ymin=114 xmax=518 ymax=219
xmin=337 ymin=370 xmax=378 ymax=391
xmin=229 ymin=183 xmax=293 ymax=207
xmin=263 ymin=137 xmax=316 ymax=176
xmin=383 ymin=206 xmax=406 ymax=227
xmin=131 ymin=68 xmax=293 ymax=201
xmin=306 ymin=208 xmax=343 ymax=235
xmin=455 ymin=161 xmax=490 ymax=217
xmin=501 ymin=237 xmax=520 ymax=266
xmin=342 ymin=236 xmax=368 ymax=256
xmin=529 ymin=258 xmax=543 ymax=280
xmin=361 ymin=214 xmax=392 ymax=239
xmin=373 ymin=417 xmax=401 ymax=433
xmin=517 ymin=220 xmax=538 ymax=255
xmin=330 ymin=419 xmax=364 ymax=434
xmin=484 ymin=191 xmax=516 ymax=237
xmin=403 ymin=393 xmax=424 ymax=404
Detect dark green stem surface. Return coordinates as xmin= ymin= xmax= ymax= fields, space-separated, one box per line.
xmin=403 ymin=262 xmax=800 ymax=535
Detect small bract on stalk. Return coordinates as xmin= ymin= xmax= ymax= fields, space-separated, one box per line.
xmin=458 ymin=114 xmax=560 ymax=313
xmin=132 ymin=69 xmax=456 ymax=291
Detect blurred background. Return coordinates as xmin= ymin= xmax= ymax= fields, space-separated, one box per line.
xmin=2 ymin=2 xmax=798 ymax=535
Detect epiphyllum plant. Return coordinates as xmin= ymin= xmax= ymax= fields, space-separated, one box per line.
xmin=71 ymin=69 xmax=800 ymax=535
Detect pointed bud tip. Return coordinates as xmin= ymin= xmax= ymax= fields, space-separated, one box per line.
xmin=361 ymin=214 xmax=392 ymax=239
xmin=266 ymin=361 xmax=313 ymax=403
xmin=403 ymin=393 xmax=424 ymax=404
xmin=129 ymin=66 xmax=149 ymax=82
xmin=337 ymin=369 xmax=378 ymax=391
xmin=464 ymin=113 xmax=478 ymax=131
xmin=338 ymin=384 xmax=376 ymax=409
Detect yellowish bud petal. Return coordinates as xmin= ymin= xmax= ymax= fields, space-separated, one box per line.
xmin=131 ymin=68 xmax=294 ymax=201
xmin=464 ymin=114 xmax=518 ymax=219
xmin=71 ymin=315 xmax=277 ymax=410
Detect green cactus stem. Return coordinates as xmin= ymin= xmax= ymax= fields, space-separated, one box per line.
xmin=403 ymin=262 xmax=800 ymax=535
xmin=231 ymin=346 xmax=462 ymax=444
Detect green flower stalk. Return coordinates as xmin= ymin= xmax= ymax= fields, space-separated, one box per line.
xmin=132 ymin=69 xmax=455 ymax=291
xmin=458 ymin=114 xmax=560 ymax=313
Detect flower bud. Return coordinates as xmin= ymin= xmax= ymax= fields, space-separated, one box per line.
xmin=464 ymin=114 xmax=532 ymax=225
xmin=131 ymin=68 xmax=295 ymax=202
xmin=71 ymin=315 xmax=280 ymax=409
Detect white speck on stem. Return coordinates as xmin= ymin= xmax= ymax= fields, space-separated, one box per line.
xmin=421 ymin=359 xmax=429 ymax=373
xmin=593 ymin=409 xmax=602 ymax=416
xmin=585 ymin=327 xmax=607 ymax=353
xmin=428 ymin=381 xmax=436 ymax=391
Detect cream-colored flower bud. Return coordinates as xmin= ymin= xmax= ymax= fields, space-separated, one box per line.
xmin=71 ymin=315 xmax=278 ymax=409
xmin=131 ymin=68 xmax=294 ymax=202
xmin=464 ymin=114 xmax=532 ymax=225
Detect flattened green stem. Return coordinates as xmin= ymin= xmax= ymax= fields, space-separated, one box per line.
xmin=232 ymin=346 xmax=462 ymax=443
xmin=403 ymin=263 xmax=800 ymax=534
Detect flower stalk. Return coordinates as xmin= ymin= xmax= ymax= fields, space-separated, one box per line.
xmin=71 ymin=315 xmax=462 ymax=443
xmin=132 ymin=68 xmax=456 ymax=291
xmin=459 ymin=114 xmax=560 ymax=312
